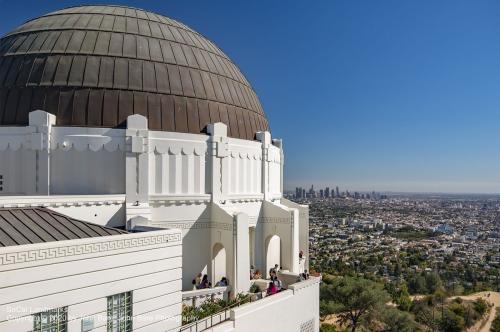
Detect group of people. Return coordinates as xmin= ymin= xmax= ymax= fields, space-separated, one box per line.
xmin=192 ymin=273 xmax=210 ymax=290
xmin=192 ymin=273 xmax=229 ymax=290
xmin=266 ymin=264 xmax=283 ymax=296
xmin=191 ymin=249 xmax=309 ymax=294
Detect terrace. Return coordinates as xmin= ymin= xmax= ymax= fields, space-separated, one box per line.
xmin=180 ymin=273 xmax=320 ymax=332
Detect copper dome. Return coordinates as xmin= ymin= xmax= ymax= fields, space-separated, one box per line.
xmin=0 ymin=5 xmax=269 ymax=140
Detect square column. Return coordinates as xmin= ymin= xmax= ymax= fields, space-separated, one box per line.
xmin=256 ymin=131 xmax=271 ymax=200
xmin=125 ymin=114 xmax=151 ymax=222
xmin=207 ymin=123 xmax=228 ymax=203
xmin=28 ymin=110 xmax=56 ymax=195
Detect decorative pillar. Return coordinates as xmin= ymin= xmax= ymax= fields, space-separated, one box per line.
xmin=125 ymin=114 xmax=151 ymax=223
xmin=256 ymin=131 xmax=271 ymax=200
xmin=207 ymin=123 xmax=228 ymax=203
xmin=28 ymin=110 xmax=56 ymax=195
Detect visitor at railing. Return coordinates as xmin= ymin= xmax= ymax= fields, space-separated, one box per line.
xmin=252 ymin=269 xmax=262 ymax=279
xmin=297 ymin=269 xmax=310 ymax=282
xmin=269 ymin=264 xmax=280 ymax=278
xmin=194 ymin=273 xmax=202 ymax=288
xmin=250 ymin=265 xmax=255 ymax=279
xmin=266 ymin=281 xmax=278 ymax=296
xmin=299 ymin=250 xmax=306 ymax=274
xmin=215 ymin=277 xmax=228 ymax=287
xmin=269 ymin=269 xmax=283 ymax=291
xmin=197 ymin=274 xmax=209 ymax=289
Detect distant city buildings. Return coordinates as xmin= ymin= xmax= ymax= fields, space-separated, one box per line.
xmin=290 ymin=185 xmax=386 ymax=200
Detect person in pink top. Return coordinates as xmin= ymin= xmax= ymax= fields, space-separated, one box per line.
xmin=266 ymin=281 xmax=278 ymax=296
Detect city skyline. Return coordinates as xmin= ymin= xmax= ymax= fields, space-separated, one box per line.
xmin=285 ymin=181 xmax=500 ymax=195
xmin=2 ymin=0 xmax=500 ymax=193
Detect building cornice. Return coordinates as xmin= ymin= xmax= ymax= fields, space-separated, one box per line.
xmin=0 ymin=195 xmax=125 ymax=208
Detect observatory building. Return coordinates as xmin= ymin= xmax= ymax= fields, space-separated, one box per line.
xmin=0 ymin=5 xmax=319 ymax=332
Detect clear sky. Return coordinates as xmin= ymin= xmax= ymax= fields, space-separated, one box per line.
xmin=1 ymin=0 xmax=500 ymax=193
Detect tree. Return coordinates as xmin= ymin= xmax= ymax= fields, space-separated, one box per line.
xmin=321 ymin=277 xmax=390 ymax=332
xmin=440 ymin=309 xmax=465 ymax=332
xmin=395 ymin=284 xmax=412 ymax=311
xmin=408 ymin=275 xmax=427 ymax=294
xmin=425 ymin=272 xmax=443 ymax=294
xmin=412 ymin=300 xmax=440 ymax=332
xmin=381 ymin=308 xmax=421 ymax=332
xmin=320 ymin=299 xmax=340 ymax=320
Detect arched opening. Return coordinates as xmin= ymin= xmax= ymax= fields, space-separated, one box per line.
xmin=265 ymin=235 xmax=281 ymax=278
xmin=212 ymin=243 xmax=227 ymax=285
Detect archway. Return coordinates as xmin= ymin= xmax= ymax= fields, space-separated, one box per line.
xmin=212 ymin=243 xmax=227 ymax=285
xmin=265 ymin=235 xmax=281 ymax=278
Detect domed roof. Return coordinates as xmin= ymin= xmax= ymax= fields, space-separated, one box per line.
xmin=0 ymin=5 xmax=269 ymax=140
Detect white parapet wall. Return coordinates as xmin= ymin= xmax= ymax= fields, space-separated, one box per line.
xmin=210 ymin=277 xmax=320 ymax=332
xmin=182 ymin=287 xmax=230 ymax=308
xmin=0 ymin=229 xmax=183 ymax=332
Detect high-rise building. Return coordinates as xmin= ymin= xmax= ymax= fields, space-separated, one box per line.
xmin=336 ymin=186 xmax=340 ymax=197
xmin=325 ymin=187 xmax=330 ymax=198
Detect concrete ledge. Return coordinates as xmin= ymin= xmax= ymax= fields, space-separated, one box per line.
xmin=288 ymin=277 xmax=321 ymax=293
xmin=149 ymin=194 xmax=211 ymax=203
xmin=0 ymin=195 xmax=125 ymax=207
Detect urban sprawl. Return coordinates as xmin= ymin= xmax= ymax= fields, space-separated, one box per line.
xmin=288 ymin=186 xmax=499 ymax=294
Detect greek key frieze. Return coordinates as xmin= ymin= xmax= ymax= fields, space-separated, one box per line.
xmin=259 ymin=216 xmax=291 ymax=224
xmin=0 ymin=233 xmax=181 ymax=266
xmin=157 ymin=221 xmax=233 ymax=231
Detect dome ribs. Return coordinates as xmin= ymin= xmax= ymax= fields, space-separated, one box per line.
xmin=0 ymin=5 xmax=269 ymax=140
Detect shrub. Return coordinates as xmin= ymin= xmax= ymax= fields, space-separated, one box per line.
xmin=249 ymin=283 xmax=260 ymax=293
xmin=473 ymin=298 xmax=488 ymax=316
xmin=491 ymin=311 xmax=500 ymax=332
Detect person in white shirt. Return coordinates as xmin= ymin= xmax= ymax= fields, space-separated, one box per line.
xmin=299 ymin=250 xmax=306 ymax=274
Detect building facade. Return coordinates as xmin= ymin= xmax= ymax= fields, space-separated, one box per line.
xmin=0 ymin=5 xmax=319 ymax=331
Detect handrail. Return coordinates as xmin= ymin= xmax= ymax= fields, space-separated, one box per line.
xmin=180 ymin=297 xmax=254 ymax=332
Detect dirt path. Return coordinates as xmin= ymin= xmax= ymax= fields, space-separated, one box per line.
xmin=454 ymin=292 xmax=500 ymax=332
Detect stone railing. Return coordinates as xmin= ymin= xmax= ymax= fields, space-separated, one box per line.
xmin=182 ymin=286 xmax=229 ymax=308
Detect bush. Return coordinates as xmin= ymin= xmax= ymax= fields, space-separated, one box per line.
xmin=491 ymin=311 xmax=500 ymax=332
xmin=182 ymin=292 xmax=251 ymax=325
xmin=249 ymin=283 xmax=260 ymax=293
xmin=448 ymin=302 xmax=465 ymax=317
xmin=381 ymin=308 xmax=421 ymax=332
xmin=473 ymin=298 xmax=488 ymax=316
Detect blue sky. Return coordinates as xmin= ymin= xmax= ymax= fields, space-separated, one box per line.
xmin=1 ymin=0 xmax=500 ymax=193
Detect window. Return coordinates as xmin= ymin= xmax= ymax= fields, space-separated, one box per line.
xmin=107 ymin=292 xmax=132 ymax=332
xmin=0 ymin=174 xmax=3 ymax=192
xmin=33 ymin=307 xmax=67 ymax=332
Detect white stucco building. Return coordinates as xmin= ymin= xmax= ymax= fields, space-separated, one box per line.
xmin=0 ymin=5 xmax=319 ymax=332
